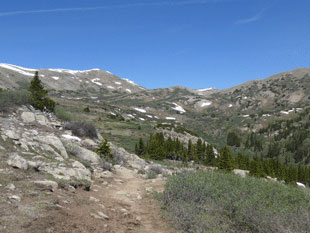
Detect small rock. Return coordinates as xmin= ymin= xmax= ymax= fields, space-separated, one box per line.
xmin=89 ymin=196 xmax=100 ymax=202
xmin=6 ymin=183 xmax=16 ymax=191
xmin=137 ymin=195 xmax=142 ymax=200
xmin=68 ymin=185 xmax=76 ymax=193
xmin=114 ymin=179 xmax=124 ymax=183
xmin=7 ymin=153 xmax=29 ymax=170
xmin=120 ymin=208 xmax=127 ymax=213
xmin=116 ymin=191 xmax=128 ymax=195
xmin=34 ymin=180 xmax=58 ymax=192
xmin=99 ymin=204 xmax=105 ymax=209
xmin=9 ymin=195 xmax=21 ymax=202
xmin=114 ymin=165 xmax=121 ymax=169
xmin=97 ymin=211 xmax=109 ymax=220
xmin=145 ymin=187 xmax=152 ymax=192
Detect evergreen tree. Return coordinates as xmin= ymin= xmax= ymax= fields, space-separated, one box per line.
xmin=29 ymin=71 xmax=55 ymax=111
xmin=196 ymin=139 xmax=204 ymax=162
xmin=138 ymin=137 xmax=145 ymax=156
xmin=205 ymin=144 xmax=215 ymax=166
xmin=95 ymin=138 xmax=112 ymax=160
xmin=218 ymin=146 xmax=234 ymax=172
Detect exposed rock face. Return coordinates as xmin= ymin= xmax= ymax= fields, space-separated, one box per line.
xmin=40 ymin=162 xmax=92 ymax=181
xmin=21 ymin=112 xmax=36 ymax=123
xmin=109 ymin=143 xmax=146 ymax=170
xmin=62 ymin=140 xmax=101 ymax=164
xmin=7 ymin=153 xmax=29 ymax=170
xmin=37 ymin=135 xmax=68 ymax=159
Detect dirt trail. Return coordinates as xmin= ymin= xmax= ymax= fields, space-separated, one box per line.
xmin=28 ymin=167 xmax=175 ymax=233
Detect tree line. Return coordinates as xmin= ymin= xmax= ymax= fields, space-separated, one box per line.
xmin=136 ymin=132 xmax=310 ymax=186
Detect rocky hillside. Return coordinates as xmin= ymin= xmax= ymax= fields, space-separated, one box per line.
xmin=1 ymin=104 xmax=195 ymax=232
xmin=0 ymin=63 xmax=145 ymax=94
xmin=1 ymin=63 xmax=310 ymax=162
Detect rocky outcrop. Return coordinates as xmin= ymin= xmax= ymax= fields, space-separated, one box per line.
xmin=37 ymin=135 xmax=68 ymax=159
xmin=21 ymin=112 xmax=36 ymax=123
xmin=7 ymin=153 xmax=29 ymax=170
xmin=109 ymin=143 xmax=146 ymax=170
xmin=62 ymin=140 xmax=101 ymax=164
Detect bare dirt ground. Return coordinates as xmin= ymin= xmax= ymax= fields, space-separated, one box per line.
xmin=0 ymin=164 xmax=175 ymax=233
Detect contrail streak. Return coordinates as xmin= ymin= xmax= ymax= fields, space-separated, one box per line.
xmin=0 ymin=0 xmax=227 ymax=17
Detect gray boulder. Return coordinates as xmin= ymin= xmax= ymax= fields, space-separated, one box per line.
xmin=109 ymin=143 xmax=146 ymax=170
xmin=21 ymin=112 xmax=36 ymax=123
xmin=34 ymin=180 xmax=58 ymax=192
xmin=37 ymin=135 xmax=68 ymax=159
xmin=62 ymin=140 xmax=100 ymax=164
xmin=7 ymin=153 xmax=29 ymax=170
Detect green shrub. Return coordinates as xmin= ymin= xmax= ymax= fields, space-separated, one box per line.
xmin=162 ymin=170 xmax=310 ymax=233
xmin=0 ymin=90 xmax=31 ymax=112
xmin=54 ymin=106 xmax=75 ymax=121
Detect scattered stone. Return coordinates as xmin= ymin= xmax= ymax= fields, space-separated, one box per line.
xmin=89 ymin=196 xmax=100 ymax=202
xmin=137 ymin=195 xmax=142 ymax=200
xmin=6 ymin=183 xmax=16 ymax=191
xmin=97 ymin=211 xmax=109 ymax=220
xmin=9 ymin=195 xmax=21 ymax=202
xmin=99 ymin=204 xmax=105 ymax=209
xmin=7 ymin=153 xmax=29 ymax=170
xmin=0 ymin=145 xmax=5 ymax=150
xmin=34 ymin=180 xmax=58 ymax=192
xmin=116 ymin=191 xmax=128 ymax=195
xmin=114 ymin=179 xmax=124 ymax=183
xmin=120 ymin=208 xmax=127 ymax=213
xmin=136 ymin=216 xmax=141 ymax=222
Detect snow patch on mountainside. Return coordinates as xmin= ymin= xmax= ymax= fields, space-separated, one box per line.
xmin=172 ymin=103 xmax=186 ymax=113
xmin=123 ymin=78 xmax=138 ymax=86
xmin=91 ymin=78 xmax=102 ymax=86
xmin=196 ymin=87 xmax=216 ymax=92
xmin=0 ymin=63 xmax=34 ymax=77
xmin=134 ymin=108 xmax=146 ymax=113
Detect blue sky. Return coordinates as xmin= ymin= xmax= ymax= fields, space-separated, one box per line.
xmin=0 ymin=0 xmax=309 ymax=89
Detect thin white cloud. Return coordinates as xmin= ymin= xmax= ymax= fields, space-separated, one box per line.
xmin=235 ymin=7 xmax=270 ymax=25
xmin=0 ymin=0 xmax=229 ymax=17
xmin=235 ymin=13 xmax=262 ymax=24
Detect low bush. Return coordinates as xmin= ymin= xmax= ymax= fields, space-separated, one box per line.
xmin=0 ymin=90 xmax=31 ymax=112
xmin=54 ymin=106 xmax=75 ymax=121
xmin=162 ymin=171 xmax=310 ymax=233
xmin=64 ymin=121 xmax=98 ymax=139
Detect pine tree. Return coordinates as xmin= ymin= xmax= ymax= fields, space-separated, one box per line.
xmin=218 ymin=146 xmax=234 ymax=172
xmin=138 ymin=137 xmax=145 ymax=156
xmin=196 ymin=139 xmax=203 ymax=162
xmin=205 ymin=144 xmax=215 ymax=166
xmin=29 ymin=71 xmax=55 ymax=111
xmin=95 ymin=138 xmax=112 ymax=160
